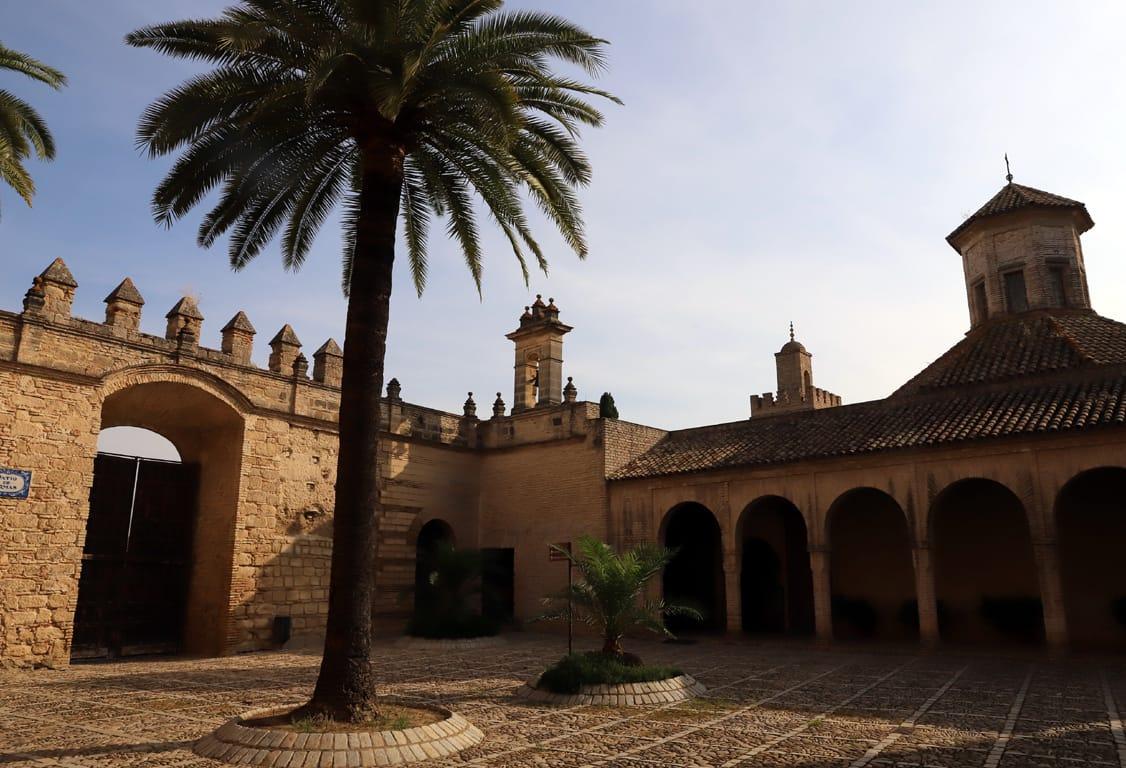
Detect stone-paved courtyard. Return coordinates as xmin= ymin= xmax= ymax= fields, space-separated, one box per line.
xmin=2 ymin=635 xmax=1125 ymax=768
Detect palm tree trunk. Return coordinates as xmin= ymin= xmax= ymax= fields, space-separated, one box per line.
xmin=306 ymin=142 xmax=404 ymax=722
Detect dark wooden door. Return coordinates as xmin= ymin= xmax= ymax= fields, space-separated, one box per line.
xmin=72 ymin=455 xmax=198 ymax=659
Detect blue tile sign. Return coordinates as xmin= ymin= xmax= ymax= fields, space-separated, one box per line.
xmin=0 ymin=468 xmax=31 ymax=499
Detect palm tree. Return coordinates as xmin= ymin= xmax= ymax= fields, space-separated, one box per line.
xmin=538 ymin=537 xmax=701 ymax=659
xmin=0 ymin=42 xmax=66 ymax=217
xmin=126 ymin=0 xmax=616 ymax=721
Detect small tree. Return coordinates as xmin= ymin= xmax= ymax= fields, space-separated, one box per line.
xmin=537 ymin=536 xmax=699 ymax=659
xmin=409 ymin=544 xmax=496 ymax=639
xmin=599 ymin=392 xmax=619 ymax=419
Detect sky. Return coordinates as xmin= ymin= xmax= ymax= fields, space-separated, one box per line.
xmin=6 ymin=0 xmax=1126 ymax=442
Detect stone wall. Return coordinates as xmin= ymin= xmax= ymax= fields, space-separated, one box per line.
xmin=0 ymin=261 xmax=480 ymax=667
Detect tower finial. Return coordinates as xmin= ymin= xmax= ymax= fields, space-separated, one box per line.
xmin=1004 ymin=153 xmax=1013 ymax=184
xmin=789 ymin=321 xmax=794 ymax=342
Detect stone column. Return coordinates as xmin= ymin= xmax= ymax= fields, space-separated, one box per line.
xmin=912 ymin=544 xmax=940 ymax=647
xmin=1033 ymin=539 xmax=1069 ymax=652
xmin=809 ymin=546 xmax=832 ymax=645
xmin=723 ymin=550 xmax=741 ymax=633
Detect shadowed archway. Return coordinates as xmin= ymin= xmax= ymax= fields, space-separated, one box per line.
xmin=827 ymin=488 xmax=916 ymax=642
xmin=661 ymin=502 xmax=725 ymax=633
xmin=737 ymin=496 xmax=813 ymax=635
xmin=76 ymin=380 xmax=245 ymax=659
xmin=932 ymin=478 xmax=1042 ymax=645
xmin=1056 ymin=467 xmax=1126 ymax=649
xmin=414 ymin=519 xmax=455 ymax=617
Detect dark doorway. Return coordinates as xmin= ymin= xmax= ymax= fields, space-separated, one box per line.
xmin=414 ymin=519 xmax=454 ymax=616
xmin=1057 ymin=467 xmax=1126 ymax=649
xmin=481 ymin=547 xmax=515 ymax=625
xmin=932 ymin=478 xmax=1043 ymax=645
xmin=739 ymin=497 xmax=813 ymax=635
xmin=663 ymin=503 xmax=725 ymax=633
xmin=73 ymin=453 xmax=199 ymax=659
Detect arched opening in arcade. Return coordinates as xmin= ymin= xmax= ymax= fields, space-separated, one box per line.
xmin=414 ymin=518 xmax=455 ymax=617
xmin=932 ymin=478 xmax=1043 ymax=645
xmin=661 ymin=502 xmax=725 ymax=633
xmin=827 ymin=488 xmax=917 ymax=642
xmin=1056 ymin=467 xmax=1126 ymax=649
xmin=737 ymin=496 xmax=813 ymax=635
xmin=72 ymin=381 xmax=245 ymax=660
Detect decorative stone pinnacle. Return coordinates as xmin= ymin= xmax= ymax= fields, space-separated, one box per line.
xmin=269 ymin=324 xmax=301 ymax=347
xmin=22 ymin=278 xmax=45 ymax=313
xmin=166 ymin=296 xmax=203 ymax=320
xmin=104 ymin=278 xmax=144 ymax=306
xmin=463 ymin=392 xmax=477 ymax=418
xmin=221 ymin=311 xmax=256 ymax=334
xmin=292 ymin=353 xmax=309 ymax=378
xmin=492 ymin=392 xmax=506 ymax=418
xmin=39 ymin=257 xmax=77 ymax=287
xmin=314 ymin=338 xmax=342 ymax=358
xmin=563 ymin=376 xmax=577 ymax=403
xmin=387 ymin=377 xmax=402 ymax=402
xmin=789 ymin=321 xmax=794 ymax=342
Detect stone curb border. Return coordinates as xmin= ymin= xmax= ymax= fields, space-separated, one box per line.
xmin=515 ymin=674 xmax=706 ymax=707
xmin=194 ymin=702 xmax=484 ymax=766
xmin=393 ymin=635 xmax=506 ymax=651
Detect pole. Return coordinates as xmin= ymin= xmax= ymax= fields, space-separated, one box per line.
xmin=567 ymin=543 xmax=573 ymax=656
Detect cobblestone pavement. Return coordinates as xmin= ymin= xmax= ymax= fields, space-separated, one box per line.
xmin=2 ymin=635 xmax=1125 ymax=768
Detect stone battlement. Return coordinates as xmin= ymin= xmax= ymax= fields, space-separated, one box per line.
xmin=750 ymin=385 xmax=842 ymax=417
xmin=1 ymin=259 xmax=481 ymax=447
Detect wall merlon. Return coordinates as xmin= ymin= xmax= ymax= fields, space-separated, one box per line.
xmin=268 ymin=324 xmax=301 ymax=373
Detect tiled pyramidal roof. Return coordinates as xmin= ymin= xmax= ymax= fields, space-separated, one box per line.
xmin=893 ymin=311 xmax=1126 ymax=396
xmin=946 ymin=182 xmax=1092 ymax=244
xmin=611 ymin=309 xmax=1126 ymax=481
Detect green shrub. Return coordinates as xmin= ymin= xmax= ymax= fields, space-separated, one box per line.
xmin=537 ymin=652 xmax=681 ymax=694
xmin=1114 ymin=597 xmax=1126 ymax=629
xmin=409 ymin=544 xmax=497 ymax=639
xmin=831 ymin=595 xmax=878 ymax=637
xmin=980 ymin=597 xmax=1044 ymax=641
xmin=897 ymin=599 xmax=950 ymax=632
xmin=598 ymin=392 xmax=619 ymax=419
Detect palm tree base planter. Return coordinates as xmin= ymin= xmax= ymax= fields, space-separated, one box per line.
xmin=515 ymin=674 xmax=706 ymax=707
xmin=395 ymin=634 xmax=507 ymax=650
xmin=194 ymin=702 xmax=483 ymax=766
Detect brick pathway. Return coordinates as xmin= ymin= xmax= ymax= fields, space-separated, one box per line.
xmin=1 ymin=635 xmax=1124 ymax=767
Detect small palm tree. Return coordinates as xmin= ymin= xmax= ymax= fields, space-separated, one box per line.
xmin=538 ymin=536 xmax=701 ymax=659
xmin=0 ymin=42 xmax=66 ymax=216
xmin=127 ymin=0 xmax=615 ymax=721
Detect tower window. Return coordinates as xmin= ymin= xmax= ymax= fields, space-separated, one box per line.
xmin=1003 ymin=270 xmax=1028 ymax=312
xmin=1046 ymin=265 xmax=1068 ymax=307
xmin=972 ymin=280 xmax=988 ymax=323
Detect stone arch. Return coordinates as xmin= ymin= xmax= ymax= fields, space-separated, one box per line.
xmin=931 ymin=477 xmax=1042 ymax=645
xmin=827 ymin=487 xmax=916 ymax=642
xmin=413 ymin=519 xmax=456 ymax=621
xmin=660 ymin=502 xmax=725 ymax=633
xmin=1055 ymin=467 xmax=1126 ymax=649
xmin=75 ymin=370 xmax=247 ymax=658
xmin=98 ymin=363 xmax=255 ymax=415
xmin=736 ymin=495 xmax=813 ymax=635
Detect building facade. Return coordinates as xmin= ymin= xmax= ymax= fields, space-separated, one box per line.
xmin=1 ymin=179 xmax=1124 ymax=668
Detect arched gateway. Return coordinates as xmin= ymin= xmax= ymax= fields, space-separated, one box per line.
xmin=74 ymin=375 xmax=247 ymax=658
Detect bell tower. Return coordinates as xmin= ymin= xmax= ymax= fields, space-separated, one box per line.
xmin=505 ymin=295 xmax=572 ymax=412
xmin=947 ymin=172 xmax=1095 ymax=329
xmin=750 ymin=323 xmax=841 ymax=418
